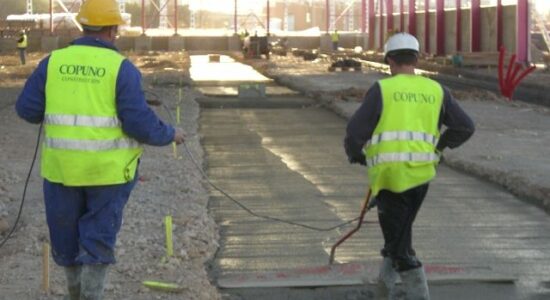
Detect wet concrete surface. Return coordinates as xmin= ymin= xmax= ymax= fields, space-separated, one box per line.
xmin=194 ymin=56 xmax=550 ymax=299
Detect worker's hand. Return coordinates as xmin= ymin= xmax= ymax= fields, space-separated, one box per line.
xmin=173 ymin=128 xmax=185 ymax=145
xmin=348 ymin=155 xmax=367 ymax=166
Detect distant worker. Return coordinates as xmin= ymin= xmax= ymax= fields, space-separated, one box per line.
xmin=331 ymin=29 xmax=339 ymax=51
xmin=16 ymin=30 xmax=27 ymax=65
xmin=344 ymin=33 xmax=474 ymax=299
xmin=15 ymin=0 xmax=184 ymax=299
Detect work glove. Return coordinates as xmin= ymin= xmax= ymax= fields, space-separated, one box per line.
xmin=348 ymin=154 xmax=366 ymax=166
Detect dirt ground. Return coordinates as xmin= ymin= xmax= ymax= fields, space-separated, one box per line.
xmin=0 ymin=52 xmax=221 ymax=299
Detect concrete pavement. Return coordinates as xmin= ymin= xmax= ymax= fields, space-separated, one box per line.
xmin=260 ymin=57 xmax=550 ymax=213
xmin=194 ymin=56 xmax=550 ymax=299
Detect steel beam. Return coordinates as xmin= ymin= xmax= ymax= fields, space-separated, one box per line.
xmin=50 ymin=0 xmax=53 ymax=35
xmin=141 ymin=0 xmax=146 ymax=35
xmin=174 ymin=0 xmax=178 ymax=35
xmin=471 ymin=0 xmax=480 ymax=51
xmin=456 ymin=0 xmax=461 ymax=51
xmin=362 ymin=0 xmax=367 ymax=33
xmin=267 ymin=0 xmax=270 ymax=35
xmin=497 ymin=0 xmax=503 ymax=48
xmin=424 ymin=0 xmax=429 ymax=53
xmin=326 ymin=0 xmax=330 ymax=32
xmin=234 ymin=0 xmax=238 ymax=34
xmin=387 ymin=0 xmax=393 ymax=31
xmin=399 ymin=0 xmax=404 ymax=32
xmin=436 ymin=0 xmax=444 ymax=55
xmin=379 ymin=0 xmax=385 ymax=48
xmin=368 ymin=0 xmax=375 ymax=48
xmin=516 ymin=0 xmax=530 ymax=62
xmin=408 ymin=0 xmax=416 ymax=35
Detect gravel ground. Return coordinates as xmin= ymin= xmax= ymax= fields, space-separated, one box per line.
xmin=0 ymin=52 xmax=221 ymax=300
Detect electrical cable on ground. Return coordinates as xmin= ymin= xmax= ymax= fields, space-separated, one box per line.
xmin=152 ymin=91 xmax=372 ymax=232
xmin=0 ymin=123 xmax=43 ymax=250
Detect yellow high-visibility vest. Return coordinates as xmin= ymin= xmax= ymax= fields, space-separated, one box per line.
xmin=43 ymin=45 xmax=143 ymax=186
xmin=364 ymin=74 xmax=443 ymax=196
xmin=17 ymin=34 xmax=27 ymax=48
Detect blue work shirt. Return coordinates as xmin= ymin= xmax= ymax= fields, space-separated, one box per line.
xmin=16 ymin=36 xmax=175 ymax=146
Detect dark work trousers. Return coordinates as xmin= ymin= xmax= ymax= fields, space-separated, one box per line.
xmin=18 ymin=48 xmax=26 ymax=65
xmin=377 ymin=183 xmax=429 ymax=272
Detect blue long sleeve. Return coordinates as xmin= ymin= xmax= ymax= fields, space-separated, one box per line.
xmin=116 ymin=60 xmax=175 ymax=146
xmin=16 ymin=56 xmax=49 ymax=123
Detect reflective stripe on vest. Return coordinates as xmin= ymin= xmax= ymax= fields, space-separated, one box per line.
xmin=367 ymin=152 xmax=439 ymax=167
xmin=45 ymin=114 xmax=121 ymax=128
xmin=45 ymin=137 xmax=140 ymax=151
xmin=367 ymin=131 xmax=438 ymax=147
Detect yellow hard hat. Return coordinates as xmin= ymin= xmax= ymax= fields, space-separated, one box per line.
xmin=76 ymin=0 xmax=125 ymax=27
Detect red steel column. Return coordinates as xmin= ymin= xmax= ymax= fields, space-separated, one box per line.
xmin=49 ymin=0 xmax=53 ymax=35
xmin=399 ymin=0 xmax=404 ymax=32
xmin=456 ymin=0 xmax=462 ymax=51
xmin=362 ymin=0 xmax=367 ymax=33
xmin=496 ymin=0 xmax=503 ymax=48
xmin=267 ymin=0 xmax=270 ymax=34
xmin=387 ymin=0 xmax=393 ymax=32
xmin=141 ymin=0 xmax=146 ymax=35
xmin=174 ymin=0 xmax=178 ymax=35
xmin=326 ymin=0 xmax=330 ymax=32
xmin=408 ymin=0 xmax=416 ymax=35
xmin=234 ymin=0 xmax=238 ymax=34
xmin=379 ymin=0 xmax=385 ymax=47
xmin=424 ymin=0 xmax=429 ymax=53
xmin=368 ymin=0 xmax=375 ymax=48
xmin=471 ymin=0 xmax=480 ymax=51
xmin=516 ymin=0 xmax=530 ymax=62
xmin=436 ymin=0 xmax=444 ymax=55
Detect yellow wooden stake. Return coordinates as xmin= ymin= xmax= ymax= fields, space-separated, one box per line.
xmin=165 ymin=215 xmax=173 ymax=257
xmin=177 ymin=89 xmax=182 ymax=125
xmin=42 ymin=243 xmax=50 ymax=293
xmin=142 ymin=280 xmax=184 ymax=293
xmin=172 ymin=142 xmax=177 ymax=159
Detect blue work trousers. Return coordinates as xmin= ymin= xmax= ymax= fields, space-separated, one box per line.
xmin=43 ymin=177 xmax=137 ymax=266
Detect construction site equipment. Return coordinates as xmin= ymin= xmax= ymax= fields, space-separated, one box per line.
xmin=329 ymin=190 xmax=371 ymax=264
xmin=243 ymin=36 xmax=270 ymax=59
xmin=328 ymin=58 xmax=361 ymax=72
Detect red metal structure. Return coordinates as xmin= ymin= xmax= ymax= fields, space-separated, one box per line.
xmin=456 ymin=0 xmax=462 ymax=52
xmin=387 ymin=0 xmax=394 ymax=32
xmin=408 ymin=0 xmax=416 ymax=36
xmin=379 ymin=0 xmax=384 ymax=48
xmin=436 ymin=0 xmax=444 ymax=55
xmin=368 ymin=0 xmax=376 ymax=48
xmin=424 ymin=0 xmax=430 ymax=53
xmin=471 ymin=0 xmax=481 ymax=51
xmin=362 ymin=0 xmax=367 ymax=33
xmin=497 ymin=0 xmax=503 ymax=49
xmin=516 ymin=0 xmax=529 ymax=63
xmin=399 ymin=0 xmax=404 ymax=32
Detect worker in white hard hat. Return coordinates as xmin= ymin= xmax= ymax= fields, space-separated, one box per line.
xmin=15 ymin=0 xmax=184 ymax=299
xmin=344 ymin=32 xmax=475 ymax=299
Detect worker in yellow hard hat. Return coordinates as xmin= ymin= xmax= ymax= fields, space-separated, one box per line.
xmin=15 ymin=0 xmax=184 ymax=299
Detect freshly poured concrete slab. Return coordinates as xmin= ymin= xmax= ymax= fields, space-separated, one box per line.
xmin=190 ymin=55 xmax=272 ymax=84
xmin=218 ymin=262 xmax=516 ymax=288
xmin=197 ymin=86 xmax=299 ymax=97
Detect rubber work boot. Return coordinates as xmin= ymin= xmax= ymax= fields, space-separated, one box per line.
xmin=400 ymin=267 xmax=430 ymax=300
xmin=63 ymin=266 xmax=81 ymax=300
xmin=80 ymin=264 xmax=109 ymax=300
xmin=377 ymin=257 xmax=399 ymax=300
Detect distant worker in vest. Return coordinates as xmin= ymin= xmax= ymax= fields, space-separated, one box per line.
xmin=331 ymin=29 xmax=339 ymax=51
xmin=344 ymin=32 xmax=474 ymax=299
xmin=16 ymin=30 xmax=28 ymax=65
xmin=15 ymin=0 xmax=185 ymax=299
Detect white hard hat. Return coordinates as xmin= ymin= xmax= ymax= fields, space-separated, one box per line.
xmin=384 ymin=32 xmax=420 ymax=57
